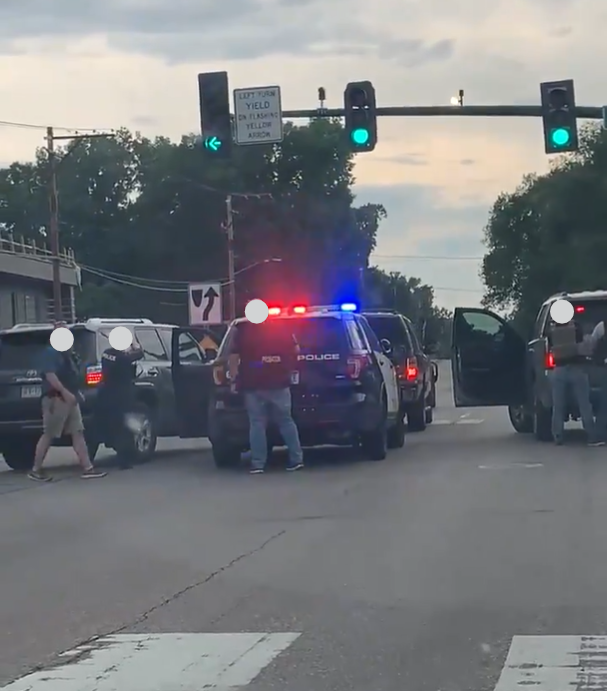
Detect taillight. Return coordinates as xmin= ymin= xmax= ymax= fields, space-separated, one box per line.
xmin=86 ymin=365 xmax=102 ymax=386
xmin=545 ymin=351 xmax=555 ymax=369
xmin=397 ymin=358 xmax=419 ymax=381
xmin=213 ymin=364 xmax=228 ymax=386
xmin=347 ymin=353 xmax=372 ymax=379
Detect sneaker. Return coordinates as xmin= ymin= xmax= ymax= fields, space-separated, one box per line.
xmin=28 ymin=470 xmax=52 ymax=482
xmin=250 ymin=468 xmax=264 ymax=474
xmin=588 ymin=441 xmax=606 ymax=447
xmin=286 ymin=463 xmax=304 ymax=472
xmin=81 ymin=467 xmax=107 ymax=479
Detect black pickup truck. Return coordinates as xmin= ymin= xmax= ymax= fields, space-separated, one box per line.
xmin=450 ymin=291 xmax=607 ymax=441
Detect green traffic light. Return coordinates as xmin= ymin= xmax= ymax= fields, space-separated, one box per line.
xmin=550 ymin=127 xmax=570 ymax=147
xmin=351 ymin=128 xmax=370 ymax=145
xmin=204 ymin=136 xmax=222 ymax=152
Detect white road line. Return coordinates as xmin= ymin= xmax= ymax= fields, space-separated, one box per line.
xmin=431 ymin=419 xmax=485 ymax=426
xmin=479 ymin=463 xmax=543 ymax=469
xmin=494 ymin=635 xmax=607 ymax=690
xmin=0 ymin=632 xmax=301 ymax=691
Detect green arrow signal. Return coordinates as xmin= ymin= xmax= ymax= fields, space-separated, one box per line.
xmin=204 ymin=136 xmax=222 ymax=152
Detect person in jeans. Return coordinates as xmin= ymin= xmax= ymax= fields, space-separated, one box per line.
xmin=228 ymin=320 xmax=304 ymax=474
xmin=29 ymin=328 xmax=107 ymax=481
xmin=586 ymin=318 xmax=607 ymax=442
xmin=548 ymin=317 xmax=603 ymax=447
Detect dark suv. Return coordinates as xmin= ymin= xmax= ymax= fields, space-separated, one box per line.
xmin=0 ymin=318 xmax=213 ymax=470
xmin=362 ymin=310 xmax=437 ymax=431
xmin=450 ymin=291 xmax=607 ymax=441
xmin=175 ymin=304 xmax=404 ymax=468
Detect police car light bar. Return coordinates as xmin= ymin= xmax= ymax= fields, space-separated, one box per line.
xmin=340 ymin=303 xmax=357 ymax=312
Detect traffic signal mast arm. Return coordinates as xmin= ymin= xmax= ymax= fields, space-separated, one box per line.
xmin=281 ymin=105 xmax=603 ymax=118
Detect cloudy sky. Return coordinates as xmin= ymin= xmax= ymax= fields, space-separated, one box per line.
xmin=0 ymin=0 xmax=604 ymax=309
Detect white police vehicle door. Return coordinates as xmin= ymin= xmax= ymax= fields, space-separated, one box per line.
xmin=354 ymin=316 xmax=400 ymax=416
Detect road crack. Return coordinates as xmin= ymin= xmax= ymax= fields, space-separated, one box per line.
xmin=27 ymin=529 xmax=287 ymax=674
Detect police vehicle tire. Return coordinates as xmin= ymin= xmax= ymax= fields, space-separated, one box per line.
xmin=428 ymin=382 xmax=436 ymax=408
xmin=1 ymin=438 xmax=36 ymax=471
xmin=407 ymin=397 xmax=427 ymax=432
xmin=212 ymin=442 xmax=242 ymax=469
xmin=533 ymin=398 xmax=552 ymax=442
xmin=130 ymin=402 xmax=158 ymax=463
xmin=360 ymin=405 xmax=388 ymax=461
xmin=387 ymin=414 xmax=406 ymax=449
xmin=508 ymin=404 xmax=533 ymax=434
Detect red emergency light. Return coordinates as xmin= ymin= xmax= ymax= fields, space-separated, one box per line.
xmin=292 ymin=305 xmax=307 ymax=314
xmin=268 ymin=307 xmax=281 ymax=316
xmin=575 ymin=305 xmax=585 ymax=313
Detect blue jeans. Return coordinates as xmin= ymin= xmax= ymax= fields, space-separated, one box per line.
xmin=244 ymin=388 xmax=303 ymax=470
xmin=549 ymin=365 xmax=596 ymax=442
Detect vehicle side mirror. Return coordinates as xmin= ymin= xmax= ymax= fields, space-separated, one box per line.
xmin=204 ymin=348 xmax=218 ymax=361
xmin=380 ymin=338 xmax=392 ymax=355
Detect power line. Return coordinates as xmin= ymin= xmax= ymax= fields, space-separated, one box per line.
xmin=0 ymin=118 xmax=113 ymax=134
xmin=373 ymin=254 xmax=483 ymax=261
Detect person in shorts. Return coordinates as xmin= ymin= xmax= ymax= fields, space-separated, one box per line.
xmin=29 ymin=328 xmax=106 ymax=481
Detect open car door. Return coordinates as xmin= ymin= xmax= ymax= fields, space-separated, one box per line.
xmin=451 ymin=308 xmax=527 ymax=407
xmin=171 ymin=327 xmax=213 ymax=437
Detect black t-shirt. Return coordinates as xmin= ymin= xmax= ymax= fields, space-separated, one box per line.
xmin=232 ymin=321 xmax=298 ymax=391
xmin=100 ymin=347 xmax=143 ymax=391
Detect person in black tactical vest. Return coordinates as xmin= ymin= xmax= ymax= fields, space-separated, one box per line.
xmin=95 ymin=336 xmax=143 ymax=469
xmin=547 ymin=316 xmax=603 ymax=446
xmin=588 ymin=319 xmax=607 ymax=442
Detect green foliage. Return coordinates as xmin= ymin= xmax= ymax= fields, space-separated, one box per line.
xmin=482 ymin=123 xmax=607 ymax=334
xmin=0 ymin=119 xmax=448 ymax=340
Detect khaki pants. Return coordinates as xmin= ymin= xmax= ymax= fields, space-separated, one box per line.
xmin=42 ymin=396 xmax=84 ymax=439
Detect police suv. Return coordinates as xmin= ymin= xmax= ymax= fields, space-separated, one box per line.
xmin=450 ymin=291 xmax=607 ymax=440
xmin=174 ymin=303 xmax=404 ymax=468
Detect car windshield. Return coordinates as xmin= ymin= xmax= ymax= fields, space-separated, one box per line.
xmin=0 ymin=328 xmax=97 ymax=370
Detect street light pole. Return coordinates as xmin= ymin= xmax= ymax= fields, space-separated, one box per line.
xmin=45 ymin=127 xmax=114 ymax=321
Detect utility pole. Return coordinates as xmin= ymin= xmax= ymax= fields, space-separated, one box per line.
xmin=46 ymin=126 xmax=113 ymax=321
xmin=225 ymin=195 xmax=236 ymax=322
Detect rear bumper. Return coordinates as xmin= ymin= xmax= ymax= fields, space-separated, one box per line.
xmin=400 ymin=382 xmax=423 ymax=408
xmin=209 ymin=395 xmax=384 ymax=449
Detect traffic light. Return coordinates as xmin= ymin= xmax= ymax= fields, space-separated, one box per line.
xmin=344 ymin=81 xmax=377 ymax=152
xmin=540 ymin=79 xmax=578 ymax=154
xmin=198 ymin=71 xmax=232 ymax=158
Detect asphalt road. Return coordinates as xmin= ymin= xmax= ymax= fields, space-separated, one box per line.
xmin=3 ymin=361 xmax=607 ymax=690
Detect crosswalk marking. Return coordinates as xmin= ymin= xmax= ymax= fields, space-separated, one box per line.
xmin=494 ymin=635 xmax=607 ymax=690
xmin=0 ymin=632 xmax=301 ymax=690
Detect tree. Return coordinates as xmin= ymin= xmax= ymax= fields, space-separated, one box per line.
xmin=482 ymin=123 xmax=607 ymax=334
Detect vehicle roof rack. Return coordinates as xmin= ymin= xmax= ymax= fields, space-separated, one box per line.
xmin=85 ymin=318 xmax=153 ymax=326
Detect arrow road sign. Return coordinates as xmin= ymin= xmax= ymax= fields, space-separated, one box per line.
xmin=188 ymin=282 xmax=222 ymax=325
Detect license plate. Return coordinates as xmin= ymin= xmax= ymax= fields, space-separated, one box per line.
xmin=21 ymin=386 xmax=41 ymax=399
xmin=291 ymin=371 xmax=300 ymax=385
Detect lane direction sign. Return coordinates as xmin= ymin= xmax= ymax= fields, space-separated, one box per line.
xmin=188 ymin=282 xmax=222 ymax=325
xmin=233 ymin=85 xmax=283 ymax=145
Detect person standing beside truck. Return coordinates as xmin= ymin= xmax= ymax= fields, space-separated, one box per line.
xmin=547 ymin=316 xmax=603 ymax=446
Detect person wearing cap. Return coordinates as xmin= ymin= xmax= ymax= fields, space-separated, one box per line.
xmin=29 ymin=323 xmax=107 ymax=481
xmin=228 ymin=319 xmax=304 ymax=474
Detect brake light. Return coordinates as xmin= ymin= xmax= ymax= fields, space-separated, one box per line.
xmin=347 ymin=353 xmax=372 ymax=379
xmin=268 ymin=307 xmax=281 ymax=316
xmin=292 ymin=305 xmax=306 ymax=314
xmin=86 ymin=365 xmax=102 ymax=386
xmin=396 ymin=357 xmax=419 ymax=381
xmin=545 ymin=352 xmax=555 ymax=369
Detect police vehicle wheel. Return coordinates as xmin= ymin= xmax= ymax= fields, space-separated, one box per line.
xmin=2 ymin=438 xmax=36 ymax=471
xmin=533 ymin=398 xmax=552 ymax=442
xmin=131 ymin=403 xmax=158 ymax=463
xmin=424 ymin=405 xmax=433 ymax=424
xmin=212 ymin=442 xmax=242 ymax=469
xmin=407 ymin=398 xmax=427 ymax=432
xmin=508 ymin=404 xmax=533 ymax=434
xmin=361 ymin=410 xmax=388 ymax=461
xmin=387 ymin=415 xmax=406 ymax=449
xmin=428 ymin=383 xmax=436 ymax=408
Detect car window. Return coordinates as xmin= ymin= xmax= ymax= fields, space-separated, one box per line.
xmin=455 ymin=310 xmax=508 ymax=348
xmin=177 ymin=331 xmax=203 ymax=362
xmin=343 ymin=319 xmax=366 ymax=351
xmin=358 ymin=317 xmax=382 ymax=352
xmin=135 ymin=328 xmax=167 ymax=361
xmin=365 ymin=315 xmax=413 ymax=352
xmin=0 ymin=328 xmax=97 ymax=370
xmin=558 ymin=300 xmax=607 ymax=337
xmin=157 ymin=328 xmax=173 ymax=357
xmin=405 ymin=320 xmax=422 ymax=352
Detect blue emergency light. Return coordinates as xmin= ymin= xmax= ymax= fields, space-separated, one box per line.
xmin=340 ymin=303 xmax=358 ymax=312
